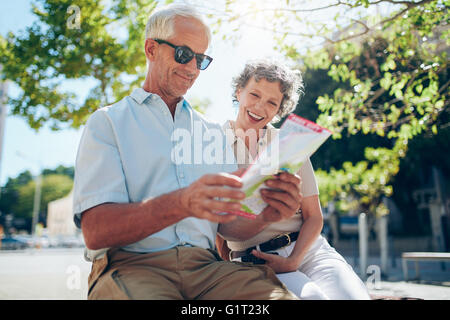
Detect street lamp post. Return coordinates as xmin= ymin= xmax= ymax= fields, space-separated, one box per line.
xmin=0 ymin=75 xmax=8 ymax=196
xmin=31 ymin=173 xmax=42 ymax=236
xmin=16 ymin=151 xmax=42 ymax=236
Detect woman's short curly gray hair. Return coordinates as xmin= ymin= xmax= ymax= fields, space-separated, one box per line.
xmin=232 ymin=59 xmax=304 ymax=121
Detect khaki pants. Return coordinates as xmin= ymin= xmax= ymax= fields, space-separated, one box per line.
xmin=87 ymin=246 xmax=298 ymax=300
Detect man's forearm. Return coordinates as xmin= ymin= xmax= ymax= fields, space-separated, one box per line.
xmin=81 ymin=189 xmax=187 ymax=250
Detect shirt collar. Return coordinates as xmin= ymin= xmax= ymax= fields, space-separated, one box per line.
xmin=130 ymin=88 xmax=152 ymax=105
xmin=130 ymin=87 xmax=189 ymax=111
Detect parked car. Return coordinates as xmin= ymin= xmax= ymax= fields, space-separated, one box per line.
xmin=1 ymin=236 xmax=29 ymax=250
xmin=13 ymin=235 xmax=36 ymax=248
xmin=60 ymin=235 xmax=84 ymax=248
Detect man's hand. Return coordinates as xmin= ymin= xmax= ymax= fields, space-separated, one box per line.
xmin=179 ymin=172 xmax=246 ymax=223
xmin=258 ymin=172 xmax=302 ymax=223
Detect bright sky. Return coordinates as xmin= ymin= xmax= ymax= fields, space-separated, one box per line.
xmin=0 ymin=0 xmax=287 ymax=185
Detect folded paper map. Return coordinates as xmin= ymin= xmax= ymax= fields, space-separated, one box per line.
xmin=228 ymin=114 xmax=332 ymax=219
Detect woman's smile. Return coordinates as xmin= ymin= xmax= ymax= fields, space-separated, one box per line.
xmin=247 ymin=110 xmax=265 ymax=122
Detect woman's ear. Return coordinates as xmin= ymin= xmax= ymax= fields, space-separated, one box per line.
xmin=144 ymin=38 xmax=158 ymax=62
xmin=235 ymin=88 xmax=241 ymax=102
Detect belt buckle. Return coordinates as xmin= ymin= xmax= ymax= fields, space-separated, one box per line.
xmin=229 ymin=246 xmax=255 ymax=261
xmin=273 ymin=233 xmax=292 ymax=249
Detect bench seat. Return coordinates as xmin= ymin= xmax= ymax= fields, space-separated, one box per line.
xmin=401 ymin=252 xmax=450 ymax=281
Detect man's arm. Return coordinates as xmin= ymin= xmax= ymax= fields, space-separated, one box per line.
xmin=81 ymin=190 xmax=185 ymax=250
xmin=218 ymin=172 xmax=302 ymax=241
xmin=81 ymin=173 xmax=245 ymax=250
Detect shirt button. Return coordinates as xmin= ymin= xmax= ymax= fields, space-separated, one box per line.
xmin=179 ymin=172 xmax=185 ymax=179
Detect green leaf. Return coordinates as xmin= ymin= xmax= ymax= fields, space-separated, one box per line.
xmin=432 ymin=124 xmax=438 ymax=134
xmin=380 ymin=73 xmax=392 ymax=90
xmin=415 ymin=83 xmax=423 ymax=94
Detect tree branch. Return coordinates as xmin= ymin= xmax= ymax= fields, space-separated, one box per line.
xmin=224 ymin=0 xmax=354 ymax=19
xmin=366 ymin=87 xmax=387 ymax=105
xmin=373 ymin=0 xmax=434 ymax=28
xmin=438 ymin=78 xmax=450 ymax=95
xmin=218 ymin=0 xmax=436 ymax=45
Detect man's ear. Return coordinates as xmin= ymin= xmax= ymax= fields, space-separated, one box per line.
xmin=145 ymin=38 xmax=158 ymax=62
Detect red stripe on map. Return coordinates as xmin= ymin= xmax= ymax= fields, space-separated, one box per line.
xmin=284 ymin=114 xmax=332 ymax=134
xmin=225 ymin=210 xmax=257 ymax=220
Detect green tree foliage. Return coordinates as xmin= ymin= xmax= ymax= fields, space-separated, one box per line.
xmin=299 ymin=64 xmax=449 ymax=233
xmin=0 ymin=166 xmax=74 ymax=230
xmin=0 ymin=171 xmax=33 ymax=217
xmin=308 ymin=2 xmax=449 ymax=216
xmin=12 ymin=174 xmax=73 ymax=221
xmin=0 ymin=0 xmax=158 ymax=130
xmin=42 ymin=164 xmax=74 ymax=179
xmin=188 ymin=97 xmax=212 ymax=115
xmin=212 ymin=0 xmax=449 ymax=217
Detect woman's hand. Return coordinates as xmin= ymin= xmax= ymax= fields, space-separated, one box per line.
xmin=251 ymin=249 xmax=301 ymax=273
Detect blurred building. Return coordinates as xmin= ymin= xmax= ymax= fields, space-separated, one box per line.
xmin=47 ymin=190 xmax=76 ymax=236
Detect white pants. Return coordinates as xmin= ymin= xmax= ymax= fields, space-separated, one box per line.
xmin=276 ymin=235 xmax=370 ymax=300
xmin=253 ymin=235 xmax=370 ymax=300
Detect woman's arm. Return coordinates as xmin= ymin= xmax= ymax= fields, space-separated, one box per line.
xmin=285 ymin=194 xmax=323 ymax=266
xmin=251 ymin=194 xmax=323 ymax=273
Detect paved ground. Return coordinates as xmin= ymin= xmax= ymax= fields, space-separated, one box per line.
xmin=0 ymin=248 xmax=449 ymax=300
xmin=348 ymin=256 xmax=450 ymax=300
xmin=0 ymin=248 xmax=91 ymax=299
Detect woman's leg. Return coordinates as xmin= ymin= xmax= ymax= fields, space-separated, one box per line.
xmin=232 ymin=245 xmax=329 ymax=299
xmin=276 ymin=271 xmax=330 ymax=300
xmin=298 ymin=236 xmax=371 ymax=300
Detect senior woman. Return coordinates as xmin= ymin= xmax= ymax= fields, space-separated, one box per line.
xmin=216 ymin=59 xmax=371 ymax=300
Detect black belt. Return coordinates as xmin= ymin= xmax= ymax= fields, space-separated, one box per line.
xmin=229 ymin=231 xmax=299 ymax=263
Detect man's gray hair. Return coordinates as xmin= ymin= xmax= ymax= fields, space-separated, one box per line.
xmin=145 ymin=3 xmax=211 ymax=45
xmin=232 ymin=59 xmax=304 ymax=121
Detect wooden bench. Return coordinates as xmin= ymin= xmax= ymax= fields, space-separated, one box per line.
xmin=401 ymin=252 xmax=450 ymax=281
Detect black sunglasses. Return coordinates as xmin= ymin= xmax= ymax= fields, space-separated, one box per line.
xmin=153 ymin=39 xmax=213 ymax=70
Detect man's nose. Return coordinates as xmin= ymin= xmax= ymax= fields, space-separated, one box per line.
xmin=184 ymin=57 xmax=199 ymax=74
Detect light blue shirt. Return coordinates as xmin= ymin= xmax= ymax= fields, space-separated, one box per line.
xmin=73 ymin=88 xmax=237 ymax=260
